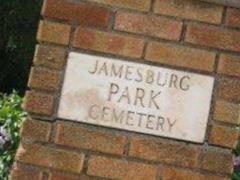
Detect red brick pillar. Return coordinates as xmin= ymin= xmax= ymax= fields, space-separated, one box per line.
xmin=10 ymin=0 xmax=240 ymax=179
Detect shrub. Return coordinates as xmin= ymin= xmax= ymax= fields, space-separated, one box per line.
xmin=233 ymin=172 xmax=240 ymax=180
xmin=0 ymin=91 xmax=26 ymax=179
xmin=232 ymin=142 xmax=240 ymax=180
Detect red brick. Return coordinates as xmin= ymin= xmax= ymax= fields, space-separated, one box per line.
xmin=20 ymin=118 xmax=52 ymax=142
xmin=225 ymin=8 xmax=240 ymax=28
xmin=79 ymin=174 xmax=100 ymax=180
xmin=159 ymin=166 xmax=228 ymax=180
xmin=55 ymin=122 xmax=126 ymax=155
xmin=87 ymin=156 xmax=157 ymax=180
xmin=49 ymin=173 xmax=80 ymax=180
xmin=129 ymin=137 xmax=199 ymax=168
xmin=213 ymin=100 xmax=240 ymax=125
xmin=73 ymin=27 xmax=144 ymax=58
xmin=16 ymin=144 xmax=85 ymax=173
xmin=209 ymin=124 xmax=239 ymax=149
xmin=115 ymin=11 xmax=182 ymax=41
xmin=201 ymin=150 xmax=234 ymax=174
xmin=49 ymin=173 xmax=98 ymax=180
xmin=217 ymin=78 xmax=240 ymax=102
xmin=42 ymin=0 xmax=110 ymax=28
xmin=37 ymin=20 xmax=71 ymax=45
xmin=145 ymin=41 xmax=215 ymax=72
xmin=49 ymin=172 xmax=80 ymax=180
xmin=218 ymin=54 xmax=240 ymax=78
xmin=154 ymin=0 xmax=223 ymax=24
xmin=34 ymin=45 xmax=67 ymax=70
xmin=10 ymin=164 xmax=43 ymax=180
xmin=87 ymin=0 xmax=151 ymax=11
xmin=28 ymin=67 xmax=60 ymax=91
xmin=185 ymin=23 xmax=240 ymax=52
xmin=23 ymin=91 xmax=54 ymax=116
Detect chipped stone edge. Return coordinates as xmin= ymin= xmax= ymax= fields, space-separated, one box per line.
xmin=200 ymin=0 xmax=240 ymax=8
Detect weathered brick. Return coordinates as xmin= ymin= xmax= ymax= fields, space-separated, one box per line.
xmin=34 ymin=45 xmax=67 ymax=70
xmin=49 ymin=173 xmax=97 ymax=180
xmin=217 ymin=78 xmax=240 ymax=102
xmin=23 ymin=91 xmax=54 ymax=116
xmin=218 ymin=54 xmax=240 ymax=78
xmin=129 ymin=137 xmax=199 ymax=168
xmin=49 ymin=172 xmax=80 ymax=180
xmin=87 ymin=0 xmax=151 ymax=11
xmin=37 ymin=20 xmax=71 ymax=45
xmin=159 ymin=166 xmax=228 ymax=180
xmin=79 ymin=174 xmax=100 ymax=180
xmin=115 ymin=11 xmax=182 ymax=41
xmin=225 ymin=8 xmax=240 ymax=28
xmin=201 ymin=150 xmax=233 ymax=174
xmin=209 ymin=124 xmax=239 ymax=149
xmin=213 ymin=100 xmax=240 ymax=125
xmin=145 ymin=42 xmax=215 ymax=72
xmin=20 ymin=118 xmax=52 ymax=142
xmin=42 ymin=0 xmax=110 ymax=28
xmin=87 ymin=156 xmax=157 ymax=180
xmin=28 ymin=67 xmax=60 ymax=91
xmin=55 ymin=122 xmax=126 ymax=155
xmin=185 ymin=23 xmax=240 ymax=52
xmin=154 ymin=0 xmax=223 ymax=24
xmin=16 ymin=144 xmax=85 ymax=173
xmin=73 ymin=27 xmax=144 ymax=58
xmin=10 ymin=164 xmax=43 ymax=180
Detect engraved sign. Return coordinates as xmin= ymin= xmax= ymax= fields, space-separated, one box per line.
xmin=58 ymin=52 xmax=214 ymax=143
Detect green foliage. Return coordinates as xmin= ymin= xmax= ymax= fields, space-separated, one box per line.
xmin=233 ymin=141 xmax=240 ymax=180
xmin=235 ymin=142 xmax=240 ymax=156
xmin=0 ymin=0 xmax=42 ymax=95
xmin=0 ymin=91 xmax=26 ymax=180
xmin=232 ymin=172 xmax=240 ymax=180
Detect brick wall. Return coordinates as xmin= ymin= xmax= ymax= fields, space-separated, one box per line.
xmin=10 ymin=0 xmax=240 ymax=179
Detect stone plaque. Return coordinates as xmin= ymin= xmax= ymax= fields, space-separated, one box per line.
xmin=58 ymin=52 xmax=214 ymax=143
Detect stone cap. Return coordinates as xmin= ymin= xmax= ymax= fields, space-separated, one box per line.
xmin=200 ymin=0 xmax=240 ymax=8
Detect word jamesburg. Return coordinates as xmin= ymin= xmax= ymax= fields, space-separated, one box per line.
xmin=89 ymin=60 xmax=191 ymax=91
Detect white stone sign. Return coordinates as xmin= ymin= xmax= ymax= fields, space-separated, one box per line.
xmin=58 ymin=52 xmax=214 ymax=143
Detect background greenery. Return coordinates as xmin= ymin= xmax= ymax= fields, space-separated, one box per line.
xmin=233 ymin=144 xmax=240 ymax=179
xmin=233 ymin=171 xmax=240 ymax=179
xmin=0 ymin=0 xmax=42 ymax=178
xmin=0 ymin=0 xmax=42 ymax=95
xmin=0 ymin=92 xmax=26 ymax=179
